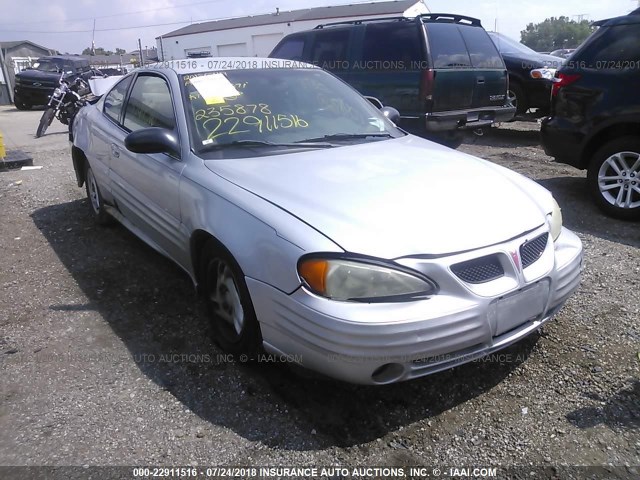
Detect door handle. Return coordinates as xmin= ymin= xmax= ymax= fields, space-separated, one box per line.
xmin=111 ymin=144 xmax=120 ymax=158
xmin=477 ymin=78 xmax=485 ymax=84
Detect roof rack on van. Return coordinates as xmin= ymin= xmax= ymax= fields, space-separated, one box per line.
xmin=417 ymin=13 xmax=481 ymax=26
xmin=314 ymin=13 xmax=481 ymax=29
xmin=315 ymin=16 xmax=412 ymax=29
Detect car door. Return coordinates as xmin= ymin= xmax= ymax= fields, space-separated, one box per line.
xmin=107 ymin=73 xmax=187 ymax=263
xmin=90 ymin=75 xmax=134 ymax=207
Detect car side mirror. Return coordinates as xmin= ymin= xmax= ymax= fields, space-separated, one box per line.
xmin=380 ymin=106 xmax=401 ymax=124
xmin=125 ymin=127 xmax=180 ymax=157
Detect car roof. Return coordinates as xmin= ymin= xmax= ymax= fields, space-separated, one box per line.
xmin=144 ymin=57 xmax=318 ymax=76
xmin=39 ymin=55 xmax=89 ymax=64
xmin=593 ymin=10 xmax=640 ymax=27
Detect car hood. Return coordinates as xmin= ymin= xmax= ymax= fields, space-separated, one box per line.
xmin=205 ymin=136 xmax=549 ymax=258
xmin=503 ymin=52 xmax=564 ymax=69
xmin=15 ymin=69 xmax=60 ymax=81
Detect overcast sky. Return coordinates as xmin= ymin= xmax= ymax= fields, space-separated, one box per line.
xmin=0 ymin=0 xmax=635 ymax=54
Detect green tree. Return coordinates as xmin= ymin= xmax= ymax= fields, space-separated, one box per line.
xmin=115 ymin=48 xmax=126 ymax=55
xmin=81 ymin=46 xmax=114 ymax=56
xmin=520 ymin=16 xmax=595 ymax=51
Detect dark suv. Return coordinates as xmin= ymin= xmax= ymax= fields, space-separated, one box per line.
xmin=541 ymin=10 xmax=640 ymax=220
xmin=13 ymin=56 xmax=94 ymax=110
xmin=270 ymin=14 xmax=515 ymax=148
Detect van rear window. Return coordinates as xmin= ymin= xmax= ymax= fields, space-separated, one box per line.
xmin=427 ymin=23 xmax=472 ymax=68
xmin=458 ymin=25 xmax=504 ymax=69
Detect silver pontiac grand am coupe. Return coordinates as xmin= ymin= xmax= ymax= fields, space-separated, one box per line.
xmin=71 ymin=58 xmax=583 ymax=384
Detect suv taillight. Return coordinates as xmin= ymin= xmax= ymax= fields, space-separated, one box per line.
xmin=419 ymin=69 xmax=435 ymax=100
xmin=551 ymin=72 xmax=581 ymax=96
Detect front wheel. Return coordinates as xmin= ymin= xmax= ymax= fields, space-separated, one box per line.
xmin=201 ymin=241 xmax=262 ymax=355
xmin=36 ymin=108 xmax=56 ymax=138
xmin=14 ymin=99 xmax=31 ymax=110
xmin=85 ymin=165 xmax=113 ymax=225
xmin=587 ymin=136 xmax=640 ymax=220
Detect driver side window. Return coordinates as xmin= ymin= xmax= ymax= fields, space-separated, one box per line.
xmin=104 ymin=76 xmax=133 ymax=123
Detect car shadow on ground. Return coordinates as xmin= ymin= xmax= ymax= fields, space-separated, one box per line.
xmin=537 ymin=177 xmax=640 ymax=249
xmin=32 ymin=199 xmax=540 ymax=450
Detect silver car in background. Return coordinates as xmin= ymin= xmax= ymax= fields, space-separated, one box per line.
xmin=71 ymin=58 xmax=583 ymax=384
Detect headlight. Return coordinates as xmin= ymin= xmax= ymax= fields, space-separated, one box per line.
xmin=547 ymin=197 xmax=563 ymax=241
xmin=298 ymin=255 xmax=437 ymax=302
xmin=52 ymin=87 xmax=62 ymax=97
xmin=530 ymin=68 xmax=556 ymax=80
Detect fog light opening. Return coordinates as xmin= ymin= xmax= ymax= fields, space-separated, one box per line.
xmin=371 ymin=363 xmax=405 ymax=384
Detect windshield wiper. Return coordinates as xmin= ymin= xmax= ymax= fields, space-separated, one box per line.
xmin=201 ymin=139 xmax=334 ymax=151
xmin=297 ymin=133 xmax=394 ymax=143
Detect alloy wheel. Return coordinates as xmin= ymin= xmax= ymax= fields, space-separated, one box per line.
xmin=597 ymin=151 xmax=640 ymax=210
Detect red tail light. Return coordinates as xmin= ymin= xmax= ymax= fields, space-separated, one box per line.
xmin=551 ymin=72 xmax=581 ymax=96
xmin=419 ymin=68 xmax=435 ymax=100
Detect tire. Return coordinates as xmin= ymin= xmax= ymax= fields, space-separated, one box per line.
xmin=14 ymin=99 xmax=31 ymax=110
xmin=200 ymin=240 xmax=262 ymax=355
xmin=507 ymin=82 xmax=528 ymax=115
xmin=426 ymin=130 xmax=465 ymax=149
xmin=587 ymin=136 xmax=640 ymax=220
xmin=36 ymin=108 xmax=56 ymax=138
xmin=84 ymin=165 xmax=113 ymax=225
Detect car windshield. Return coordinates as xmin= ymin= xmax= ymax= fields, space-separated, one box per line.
xmin=488 ymin=32 xmax=539 ymax=56
xmin=181 ymin=68 xmax=402 ymax=153
xmin=32 ymin=59 xmax=64 ymax=72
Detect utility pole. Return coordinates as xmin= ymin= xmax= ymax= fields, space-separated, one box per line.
xmin=138 ymin=39 xmax=144 ymax=67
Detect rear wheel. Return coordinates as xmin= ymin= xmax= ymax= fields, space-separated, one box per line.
xmin=85 ymin=165 xmax=113 ymax=225
xmin=587 ymin=136 xmax=640 ymax=220
xmin=201 ymin=241 xmax=262 ymax=355
xmin=36 ymin=108 xmax=55 ymax=138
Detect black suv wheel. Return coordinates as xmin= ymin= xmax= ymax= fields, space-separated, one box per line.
xmin=587 ymin=136 xmax=640 ymax=220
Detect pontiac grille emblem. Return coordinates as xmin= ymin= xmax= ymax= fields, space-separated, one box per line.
xmin=33 ymin=82 xmax=42 ymax=86
xmin=510 ymin=250 xmax=521 ymax=272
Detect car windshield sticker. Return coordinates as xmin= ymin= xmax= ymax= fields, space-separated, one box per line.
xmin=189 ymin=74 xmax=240 ymax=105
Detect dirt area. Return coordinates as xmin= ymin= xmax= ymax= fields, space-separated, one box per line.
xmin=0 ymin=106 xmax=638 ymax=478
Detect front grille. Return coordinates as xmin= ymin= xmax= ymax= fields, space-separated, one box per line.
xmin=451 ymin=254 xmax=504 ymax=284
xmin=520 ymin=233 xmax=549 ymax=269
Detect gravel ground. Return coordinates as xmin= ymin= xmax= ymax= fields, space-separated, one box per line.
xmin=0 ymin=107 xmax=638 ymax=478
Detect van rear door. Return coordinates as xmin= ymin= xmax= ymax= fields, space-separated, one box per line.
xmin=424 ymin=22 xmax=475 ymax=112
xmin=458 ymin=24 xmax=507 ymax=108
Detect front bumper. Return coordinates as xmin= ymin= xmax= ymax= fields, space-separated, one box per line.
xmin=248 ymin=226 xmax=583 ymax=385
xmin=14 ymin=86 xmax=54 ymax=106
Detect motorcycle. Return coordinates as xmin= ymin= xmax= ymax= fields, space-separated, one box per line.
xmin=36 ymin=71 xmax=92 ymax=138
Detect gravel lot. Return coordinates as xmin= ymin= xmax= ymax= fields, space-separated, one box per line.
xmin=0 ymin=106 xmax=638 ymax=478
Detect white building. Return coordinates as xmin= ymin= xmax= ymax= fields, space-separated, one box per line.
xmin=157 ymin=1 xmax=429 ymax=60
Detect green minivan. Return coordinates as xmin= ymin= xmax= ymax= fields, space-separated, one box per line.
xmin=270 ymin=14 xmax=515 ymax=147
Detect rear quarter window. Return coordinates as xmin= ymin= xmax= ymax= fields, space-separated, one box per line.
xmin=572 ymin=24 xmax=640 ymax=69
xmin=309 ymin=29 xmax=350 ymax=70
xmin=361 ymin=22 xmax=423 ymax=69
xmin=271 ymin=36 xmax=305 ymax=60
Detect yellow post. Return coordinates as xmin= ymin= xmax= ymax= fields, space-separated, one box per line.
xmin=0 ymin=130 xmax=5 ymax=159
